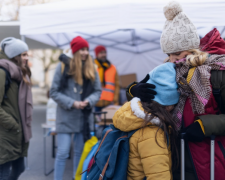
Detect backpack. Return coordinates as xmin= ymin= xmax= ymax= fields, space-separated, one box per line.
xmin=0 ymin=67 xmax=12 ymax=99
xmin=86 ymin=124 xmax=169 ymax=180
xmin=86 ymin=124 xmax=139 ymax=180
xmin=211 ymin=70 xmax=225 ymax=113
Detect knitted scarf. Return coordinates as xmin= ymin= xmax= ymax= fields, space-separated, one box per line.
xmin=94 ymin=59 xmax=110 ymax=86
xmin=173 ymin=54 xmax=225 ymax=130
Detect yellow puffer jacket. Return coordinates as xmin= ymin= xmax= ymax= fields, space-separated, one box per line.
xmin=113 ymin=97 xmax=172 ymax=180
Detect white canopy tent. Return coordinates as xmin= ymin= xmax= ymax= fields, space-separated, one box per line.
xmin=0 ymin=21 xmax=55 ymax=49
xmin=20 ymin=0 xmax=225 ymax=81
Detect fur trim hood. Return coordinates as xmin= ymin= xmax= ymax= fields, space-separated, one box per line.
xmin=113 ymin=97 xmax=160 ymax=132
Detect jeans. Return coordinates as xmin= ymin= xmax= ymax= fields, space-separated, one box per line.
xmin=54 ymin=133 xmax=84 ymax=180
xmin=95 ymin=106 xmax=103 ymax=112
xmin=0 ymin=157 xmax=25 ymax=180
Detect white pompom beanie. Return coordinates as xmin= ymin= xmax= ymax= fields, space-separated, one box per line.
xmin=160 ymin=1 xmax=200 ymax=54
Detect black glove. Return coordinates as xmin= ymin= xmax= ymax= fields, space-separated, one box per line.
xmin=130 ymin=74 xmax=157 ymax=102
xmin=181 ymin=122 xmax=205 ymax=142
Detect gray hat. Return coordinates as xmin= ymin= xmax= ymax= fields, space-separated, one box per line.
xmin=0 ymin=37 xmax=29 ymax=59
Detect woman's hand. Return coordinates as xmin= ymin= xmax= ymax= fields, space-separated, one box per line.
xmin=181 ymin=121 xmax=205 ymax=142
xmin=73 ymin=100 xmax=89 ymax=109
xmin=130 ymin=74 xmax=157 ymax=102
xmin=79 ymin=100 xmax=89 ymax=109
xmin=73 ymin=101 xmax=80 ymax=109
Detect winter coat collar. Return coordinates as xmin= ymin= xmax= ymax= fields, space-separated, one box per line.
xmin=130 ymin=97 xmax=160 ymax=125
xmin=200 ymin=28 xmax=225 ymax=55
xmin=113 ymin=97 xmax=160 ymax=132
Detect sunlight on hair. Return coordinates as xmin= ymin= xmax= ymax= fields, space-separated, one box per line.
xmin=186 ymin=49 xmax=208 ymax=67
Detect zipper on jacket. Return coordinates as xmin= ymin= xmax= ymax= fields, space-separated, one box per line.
xmin=218 ymin=141 xmax=225 ymax=159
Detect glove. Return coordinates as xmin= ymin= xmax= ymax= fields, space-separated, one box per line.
xmin=130 ymin=74 xmax=157 ymax=102
xmin=181 ymin=121 xmax=205 ymax=142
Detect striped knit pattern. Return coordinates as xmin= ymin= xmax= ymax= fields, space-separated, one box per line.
xmin=173 ymin=55 xmax=225 ymax=130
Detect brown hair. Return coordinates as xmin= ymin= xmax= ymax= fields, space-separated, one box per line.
xmin=12 ymin=55 xmax=32 ymax=85
xmin=68 ymin=51 xmax=95 ymax=85
xmin=141 ymin=100 xmax=179 ymax=170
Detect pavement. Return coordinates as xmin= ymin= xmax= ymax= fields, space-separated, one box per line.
xmin=19 ymin=105 xmax=73 ymax=180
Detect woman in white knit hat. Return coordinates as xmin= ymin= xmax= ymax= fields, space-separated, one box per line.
xmin=127 ymin=1 xmax=225 ymax=180
xmin=0 ymin=37 xmax=33 ymax=180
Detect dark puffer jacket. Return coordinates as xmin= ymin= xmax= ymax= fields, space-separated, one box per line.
xmin=0 ymin=51 xmax=29 ymax=165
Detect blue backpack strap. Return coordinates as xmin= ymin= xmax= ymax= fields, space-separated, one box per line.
xmin=128 ymin=129 xmax=139 ymax=138
xmin=94 ymin=127 xmax=113 ymax=158
xmin=109 ymin=124 xmax=138 ymax=138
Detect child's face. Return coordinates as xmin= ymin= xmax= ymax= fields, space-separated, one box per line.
xmin=165 ymin=105 xmax=175 ymax=112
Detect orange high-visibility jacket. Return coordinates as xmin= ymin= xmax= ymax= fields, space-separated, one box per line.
xmin=97 ymin=64 xmax=117 ymax=102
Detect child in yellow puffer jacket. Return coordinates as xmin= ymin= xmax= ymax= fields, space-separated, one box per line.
xmin=113 ymin=62 xmax=180 ymax=180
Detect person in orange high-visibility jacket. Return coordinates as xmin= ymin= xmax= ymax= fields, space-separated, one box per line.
xmin=94 ymin=45 xmax=120 ymax=111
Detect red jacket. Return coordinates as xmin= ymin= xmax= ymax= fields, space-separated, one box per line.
xmin=200 ymin=28 xmax=225 ymax=55
xmin=183 ymin=93 xmax=225 ymax=180
xmin=182 ymin=28 xmax=225 ymax=180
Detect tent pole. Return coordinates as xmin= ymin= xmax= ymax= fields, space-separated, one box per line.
xmin=21 ymin=35 xmax=26 ymax=42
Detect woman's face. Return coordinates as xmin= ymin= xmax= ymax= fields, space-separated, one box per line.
xmin=168 ymin=51 xmax=191 ymax=63
xmin=79 ymin=47 xmax=89 ymax=61
xmin=21 ymin=51 xmax=29 ymax=67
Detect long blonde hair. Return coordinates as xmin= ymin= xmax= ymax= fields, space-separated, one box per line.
xmin=186 ymin=49 xmax=208 ymax=66
xmin=68 ymin=51 xmax=95 ymax=85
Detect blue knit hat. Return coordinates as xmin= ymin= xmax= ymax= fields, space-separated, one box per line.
xmin=147 ymin=62 xmax=180 ymax=106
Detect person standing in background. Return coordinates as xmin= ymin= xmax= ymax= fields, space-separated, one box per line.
xmin=50 ymin=36 xmax=101 ymax=180
xmin=0 ymin=37 xmax=33 ymax=180
xmin=94 ymin=45 xmax=120 ymax=112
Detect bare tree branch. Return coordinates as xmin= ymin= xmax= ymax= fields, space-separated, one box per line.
xmin=1 ymin=0 xmax=60 ymax=20
xmin=31 ymin=49 xmax=61 ymax=87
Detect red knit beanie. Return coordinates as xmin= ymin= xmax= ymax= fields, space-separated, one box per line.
xmin=70 ymin=36 xmax=89 ymax=54
xmin=95 ymin=45 xmax=106 ymax=57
